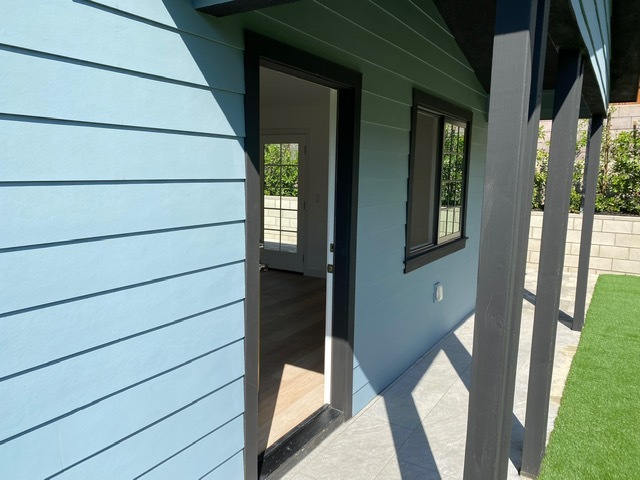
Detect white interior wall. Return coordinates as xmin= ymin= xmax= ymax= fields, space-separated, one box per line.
xmin=260 ymin=73 xmax=331 ymax=278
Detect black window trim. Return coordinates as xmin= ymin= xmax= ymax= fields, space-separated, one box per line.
xmin=405 ymin=89 xmax=472 ymax=273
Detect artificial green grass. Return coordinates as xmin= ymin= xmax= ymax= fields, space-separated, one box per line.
xmin=539 ymin=275 xmax=640 ymax=479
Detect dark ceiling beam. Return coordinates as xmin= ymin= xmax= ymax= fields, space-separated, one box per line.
xmin=198 ymin=0 xmax=638 ymax=102
xmin=432 ymin=0 xmax=640 ymax=114
xmin=193 ymin=0 xmax=301 ymax=17
xmin=544 ymin=0 xmax=640 ymax=106
xmin=430 ymin=0 xmax=494 ymax=94
xmin=431 ymin=0 xmax=601 ymax=115
xmin=546 ymin=0 xmax=605 ymax=115
xmin=610 ymin=0 xmax=640 ymax=102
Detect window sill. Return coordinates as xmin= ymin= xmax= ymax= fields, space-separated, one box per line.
xmin=404 ymin=237 xmax=467 ymax=273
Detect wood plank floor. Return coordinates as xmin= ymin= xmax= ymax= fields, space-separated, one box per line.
xmin=259 ymin=270 xmax=326 ymax=452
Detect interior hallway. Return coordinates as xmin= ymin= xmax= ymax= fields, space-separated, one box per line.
xmin=259 ymin=270 xmax=326 ymax=452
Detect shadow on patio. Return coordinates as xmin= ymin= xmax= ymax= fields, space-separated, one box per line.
xmin=281 ymin=271 xmax=597 ymax=480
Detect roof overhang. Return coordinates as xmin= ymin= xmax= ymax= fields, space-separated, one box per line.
xmin=609 ymin=1 xmax=640 ymax=103
xmin=432 ymin=0 xmax=640 ymax=117
xmin=193 ymin=0 xmax=301 ymax=17
xmin=196 ymin=0 xmax=639 ymax=115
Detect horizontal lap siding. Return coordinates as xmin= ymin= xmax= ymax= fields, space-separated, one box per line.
xmin=2 ymin=183 xmax=244 ymax=249
xmin=243 ymin=0 xmax=487 ymax=413
xmin=1 ymin=306 xmax=244 ymax=442
xmin=2 ymin=120 xmax=245 ymax=181
xmin=1 ymin=263 xmax=244 ymax=379
xmin=1 ymin=49 xmax=243 ymax=136
xmin=85 ymin=0 xmax=245 ymax=48
xmin=2 ymin=3 xmax=244 ymax=93
xmin=1 ymin=1 xmax=246 ymax=479
xmin=1 ymin=225 xmax=244 ymax=314
xmin=2 ymin=350 xmax=245 ymax=479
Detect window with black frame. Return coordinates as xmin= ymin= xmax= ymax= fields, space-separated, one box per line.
xmin=405 ymin=89 xmax=472 ymax=273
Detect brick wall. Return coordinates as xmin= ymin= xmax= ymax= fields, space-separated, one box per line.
xmin=527 ymin=211 xmax=640 ymax=275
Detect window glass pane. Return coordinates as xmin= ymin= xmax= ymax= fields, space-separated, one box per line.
xmin=263 ymin=165 xmax=281 ymax=195
xmin=450 ymin=125 xmax=458 ymax=153
xmin=408 ymin=110 xmax=440 ymax=250
xmin=264 ymin=143 xmax=282 ymax=166
xmin=438 ymin=121 xmax=466 ymax=241
xmin=454 ymin=154 xmax=464 ymax=180
xmin=442 ymin=154 xmax=452 ymax=181
xmin=281 ymin=166 xmax=299 ymax=197
xmin=281 ymin=143 xmax=299 ymax=165
xmin=280 ymin=208 xmax=297 ymax=233
xmin=405 ymin=89 xmax=471 ymax=271
xmin=444 ymin=123 xmax=452 ymax=152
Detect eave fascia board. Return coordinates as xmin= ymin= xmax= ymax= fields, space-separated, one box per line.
xmin=194 ymin=0 xmax=301 ymax=17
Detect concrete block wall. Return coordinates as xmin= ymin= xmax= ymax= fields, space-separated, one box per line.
xmin=609 ymin=104 xmax=640 ymax=132
xmin=538 ymin=103 xmax=640 ymax=153
xmin=263 ymin=195 xmax=298 ymax=247
xmin=527 ymin=211 xmax=640 ymax=275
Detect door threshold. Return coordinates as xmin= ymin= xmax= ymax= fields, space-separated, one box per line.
xmin=258 ymin=405 xmax=343 ymax=479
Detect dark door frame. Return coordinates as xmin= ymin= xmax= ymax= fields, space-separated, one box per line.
xmin=243 ymin=31 xmax=361 ymax=479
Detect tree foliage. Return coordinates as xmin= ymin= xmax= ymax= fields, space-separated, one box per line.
xmin=441 ymin=122 xmax=466 ymax=207
xmin=595 ymin=128 xmax=640 ymax=214
xmin=263 ymin=143 xmax=299 ymax=197
xmin=532 ymin=126 xmax=550 ymax=210
xmin=532 ymin=107 xmax=640 ymax=215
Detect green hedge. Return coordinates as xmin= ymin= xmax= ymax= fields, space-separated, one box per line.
xmin=532 ymin=108 xmax=640 ymax=215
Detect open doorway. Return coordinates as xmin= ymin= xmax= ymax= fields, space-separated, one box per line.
xmin=257 ymin=67 xmax=335 ymax=453
xmin=243 ymin=31 xmax=361 ymax=480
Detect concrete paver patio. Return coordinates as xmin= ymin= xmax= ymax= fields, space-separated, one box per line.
xmin=280 ymin=271 xmax=598 ymax=480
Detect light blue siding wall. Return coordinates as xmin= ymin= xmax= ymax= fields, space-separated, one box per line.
xmin=2 ymin=1 xmax=488 ymax=476
xmin=239 ymin=0 xmax=488 ymax=414
xmin=570 ymin=0 xmax=612 ymax=106
xmin=1 ymin=1 xmax=246 ymax=478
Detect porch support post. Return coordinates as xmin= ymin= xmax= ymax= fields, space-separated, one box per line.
xmin=521 ymin=48 xmax=584 ymax=478
xmin=463 ymin=0 xmax=549 ymax=478
xmin=572 ymin=115 xmax=604 ymax=331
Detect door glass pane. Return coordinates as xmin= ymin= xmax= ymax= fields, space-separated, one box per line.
xmin=263 ymin=143 xmax=300 ymax=253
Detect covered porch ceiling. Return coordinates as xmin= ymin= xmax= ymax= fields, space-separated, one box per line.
xmin=198 ymin=0 xmax=640 ymax=117
xmin=432 ymin=0 xmax=640 ymax=117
